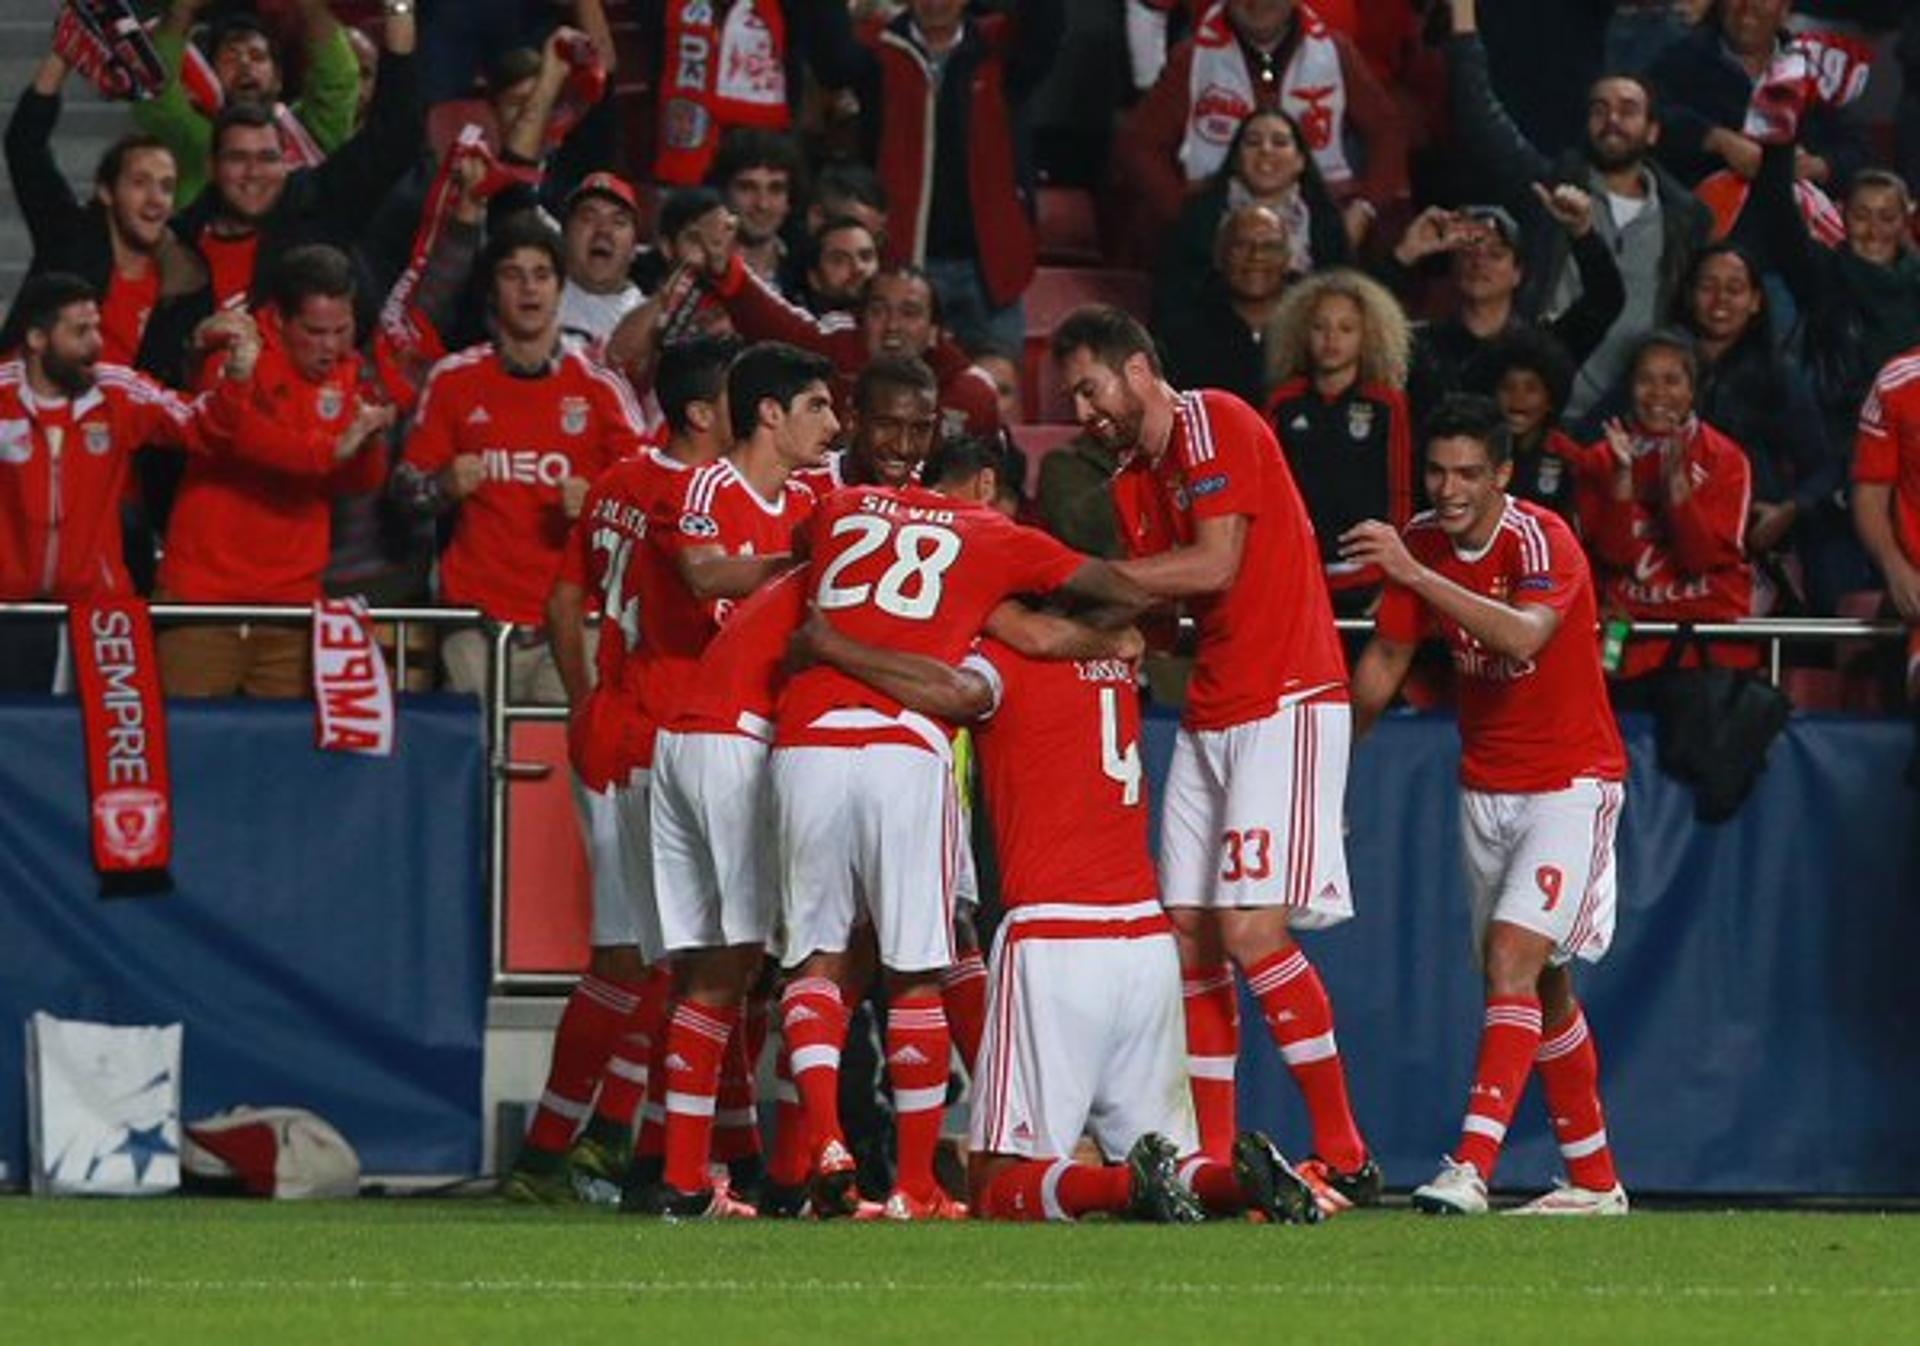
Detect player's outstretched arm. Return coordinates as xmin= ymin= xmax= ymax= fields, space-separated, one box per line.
xmin=675 ymin=547 xmax=793 ymax=602
xmin=1340 ymin=520 xmax=1561 ymax=661
xmin=1057 ymin=558 xmax=1154 ymax=626
xmin=1350 ymin=637 xmax=1417 ymax=741
xmin=788 ymin=610 xmax=996 ymax=724
xmin=1110 ymin=513 xmax=1248 ymax=598
xmin=984 ymin=601 xmax=1144 ymax=662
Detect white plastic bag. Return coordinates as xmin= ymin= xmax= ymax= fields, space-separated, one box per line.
xmin=26 ymin=1012 xmax=182 ymax=1196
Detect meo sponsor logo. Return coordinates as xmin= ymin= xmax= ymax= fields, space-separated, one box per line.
xmin=480 ymin=449 xmax=573 ymax=486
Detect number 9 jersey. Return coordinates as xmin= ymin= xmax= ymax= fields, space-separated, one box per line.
xmin=777 ymin=485 xmax=1089 ymax=753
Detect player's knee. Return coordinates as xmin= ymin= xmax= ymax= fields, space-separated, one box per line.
xmin=589 ymin=944 xmax=647 ymax=982
xmin=1219 ymin=908 xmax=1292 ymax=969
xmin=1481 ymin=927 xmax=1551 ymax=998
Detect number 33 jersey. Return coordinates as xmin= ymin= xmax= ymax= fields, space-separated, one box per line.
xmin=776 ymin=485 xmax=1088 ymax=754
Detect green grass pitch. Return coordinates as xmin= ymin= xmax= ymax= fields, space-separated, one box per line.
xmin=3 ymin=1199 xmax=1917 ymax=1344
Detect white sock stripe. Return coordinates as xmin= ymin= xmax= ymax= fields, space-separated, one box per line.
xmin=1462 ymin=1113 xmax=1508 ymax=1142
xmin=893 ymin=1083 xmax=948 ymax=1114
xmin=578 ymin=977 xmax=641 ymax=1014
xmin=783 ymin=977 xmax=842 ymax=1005
xmin=1559 ymin=1128 xmax=1609 ymax=1160
xmin=604 ymin=1056 xmax=649 ymax=1084
xmin=536 ymin=1091 xmax=591 ymax=1122
xmin=714 ymin=1107 xmax=758 ymax=1127
xmin=1485 ymin=1008 xmax=1544 ymax=1031
xmin=1536 ymin=1016 xmax=1590 ymax=1062
xmin=1277 ymin=1031 xmax=1338 ymax=1065
xmin=1182 ymin=970 xmax=1235 ymax=997
xmin=670 ymin=1006 xmax=736 ymax=1044
xmin=1246 ymin=951 xmax=1310 ymax=996
xmin=640 ymin=1102 xmax=666 ymax=1125
xmin=1187 ymin=1054 xmax=1238 ymax=1081
xmin=887 ymin=1010 xmax=950 ymax=1031
xmin=771 ymin=1079 xmax=800 ymax=1105
xmin=1040 ymin=1159 xmax=1073 ymax=1222
xmin=939 ymin=961 xmax=988 ymax=987
xmin=1177 ymin=1156 xmax=1207 ymax=1186
xmin=664 ymin=1090 xmax=717 ymax=1118
xmin=790 ymin=1044 xmax=841 ymax=1075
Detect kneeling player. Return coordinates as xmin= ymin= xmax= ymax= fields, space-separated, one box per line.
xmin=1344 ymin=395 xmax=1628 ymax=1216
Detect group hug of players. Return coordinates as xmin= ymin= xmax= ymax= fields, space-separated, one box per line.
xmin=513 ymin=304 xmax=1630 ymax=1223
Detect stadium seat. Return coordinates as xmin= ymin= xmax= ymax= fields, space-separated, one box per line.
xmin=1021 ymin=267 xmax=1152 ymax=421
xmin=1008 ymin=424 xmax=1082 ymax=495
xmin=1036 ymin=187 xmax=1104 ymax=266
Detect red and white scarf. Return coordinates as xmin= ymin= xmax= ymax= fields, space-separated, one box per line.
xmin=55 ymin=0 xmax=166 ymax=101
xmin=1180 ymin=0 xmax=1350 ymax=187
xmin=656 ymin=0 xmax=790 ymax=186
xmin=311 ymin=598 xmax=395 ymax=757
xmin=69 ymin=598 xmax=173 ymax=891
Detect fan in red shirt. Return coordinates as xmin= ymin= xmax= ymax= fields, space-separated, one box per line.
xmin=1853 ymin=347 xmax=1920 ymax=705
xmin=771 ymin=435 xmax=1146 ymax=1221
xmin=1052 ymin=303 xmax=1377 ymax=1215
xmin=1345 ymin=392 xmax=1630 ymax=1218
xmin=394 ymin=217 xmax=649 ymax=702
xmin=156 ymin=244 xmax=393 ymax=698
xmin=499 ymin=337 xmax=741 ymax=1207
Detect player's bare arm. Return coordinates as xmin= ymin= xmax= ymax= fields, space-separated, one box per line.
xmin=1339 ymin=520 xmax=1562 ymax=661
xmin=1111 ymin=513 xmax=1249 ymax=598
xmin=984 ymin=601 xmax=1145 ymax=662
xmin=787 ymin=608 xmax=996 ymax=723
xmin=545 ymin=577 xmax=592 ymax=707
xmin=1058 ymin=557 xmax=1154 ymax=624
xmin=1349 ymin=637 xmax=1418 ymax=740
xmin=674 ymin=545 xmax=793 ymax=602
xmin=1853 ymin=482 xmax=1920 ymax=620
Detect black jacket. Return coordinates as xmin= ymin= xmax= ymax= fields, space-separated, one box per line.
xmin=1153 ymin=273 xmax=1268 ymax=409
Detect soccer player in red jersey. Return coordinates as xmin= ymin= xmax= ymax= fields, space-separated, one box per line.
xmin=1855 ymin=348 xmax=1920 ymax=738
xmin=773 ymin=441 xmax=1146 ymax=1220
xmin=503 ymin=338 xmax=739 ymax=1204
xmin=395 ymin=216 xmax=650 ymax=701
xmin=1344 ymin=394 xmax=1630 ymax=1216
xmin=1052 ymin=305 xmax=1379 ymax=1213
xmin=629 ymin=342 xmax=838 ymax=1219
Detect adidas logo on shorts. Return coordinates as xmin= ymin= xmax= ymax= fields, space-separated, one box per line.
xmin=888 ymin=1046 xmax=930 ymax=1067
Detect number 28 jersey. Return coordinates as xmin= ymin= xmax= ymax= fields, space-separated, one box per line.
xmin=776 ymin=485 xmax=1087 ymax=754
xmin=969 ymin=640 xmax=1160 ymax=912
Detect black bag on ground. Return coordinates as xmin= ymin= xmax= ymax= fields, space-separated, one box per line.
xmin=1651 ymin=630 xmax=1793 ymax=824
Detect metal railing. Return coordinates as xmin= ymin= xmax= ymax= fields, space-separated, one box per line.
xmin=5 ymin=603 xmax=1910 ymax=995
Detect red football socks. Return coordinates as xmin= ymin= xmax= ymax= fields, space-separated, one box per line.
xmin=1535 ymin=1008 xmax=1619 ymax=1191
xmin=1181 ymin=964 xmax=1240 ymax=1161
xmin=1245 ymin=947 xmax=1367 ymax=1172
xmin=1454 ymin=995 xmax=1544 ymax=1182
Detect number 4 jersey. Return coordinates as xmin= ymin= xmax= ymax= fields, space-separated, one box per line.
xmin=777 ymin=485 xmax=1089 ymax=753
xmin=968 ymin=640 xmax=1159 ymax=911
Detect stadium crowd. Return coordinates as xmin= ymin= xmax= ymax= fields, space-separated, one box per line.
xmin=3 ymin=0 xmax=1919 ymax=1219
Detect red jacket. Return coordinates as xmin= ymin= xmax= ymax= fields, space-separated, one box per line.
xmin=0 ymin=359 xmax=245 ymax=600
xmin=711 ymin=254 xmax=1000 ymax=438
xmin=1574 ymin=418 xmax=1757 ymax=677
xmin=159 ymin=331 xmax=386 ymax=603
xmin=870 ymin=11 xmax=1038 ymax=308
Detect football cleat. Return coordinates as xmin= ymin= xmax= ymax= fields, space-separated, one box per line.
xmin=1505 ymin=1180 xmax=1629 ymax=1217
xmin=1231 ymin=1132 xmax=1323 ymax=1226
xmin=637 ymin=1182 xmax=759 ymax=1221
xmin=567 ymin=1131 xmax=630 ymax=1185
xmin=501 ymin=1153 xmax=578 ymax=1206
xmin=755 ymin=1180 xmax=811 ymax=1219
xmin=879 ymin=1187 xmax=969 ymax=1221
xmin=1124 ymin=1133 xmax=1206 ymax=1225
xmin=1411 ymin=1156 xmax=1489 ymax=1216
xmin=1296 ymin=1153 xmax=1384 ymax=1215
xmin=808 ymin=1139 xmax=862 ymax=1220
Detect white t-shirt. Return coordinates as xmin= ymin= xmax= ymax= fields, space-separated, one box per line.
xmin=559 ymin=281 xmax=645 ymax=349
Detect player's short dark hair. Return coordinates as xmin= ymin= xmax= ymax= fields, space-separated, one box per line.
xmin=854 ymin=355 xmax=937 ymax=415
xmin=727 ymin=342 xmax=835 ymax=442
xmin=1050 ymin=305 xmax=1161 ymax=377
xmin=209 ymin=11 xmax=276 ymax=61
xmin=708 ymin=128 xmax=804 ymax=192
xmin=815 ymin=214 xmax=877 ymax=249
xmin=867 ymin=264 xmax=942 ymax=326
xmin=656 ymin=186 xmax=726 ymax=245
xmin=485 ymin=46 xmax=542 ymax=95
xmin=658 ymin=335 xmax=743 ymax=437
xmin=211 ymin=101 xmax=277 ymax=155
xmin=482 ymin=213 xmax=565 ymax=283
xmin=267 ymin=244 xmax=356 ymax=316
xmin=13 ymin=272 xmax=99 ymax=336
xmin=94 ymin=133 xmax=174 ymax=194
xmin=1484 ymin=327 xmax=1575 ymax=417
xmin=1423 ymin=393 xmax=1513 ymax=468
xmin=924 ymin=434 xmax=1007 ymax=491
xmin=812 ymin=159 xmax=887 ymax=216
xmin=1628 ymin=326 xmax=1699 ymax=388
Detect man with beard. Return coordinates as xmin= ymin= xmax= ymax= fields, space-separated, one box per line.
xmin=136 ymin=3 xmax=365 ymax=208
xmin=1446 ymin=0 xmax=1709 ymax=425
xmin=170 ymin=1 xmax=420 ymax=319
xmin=801 ymin=217 xmax=882 ymax=317
xmin=0 ymin=274 xmax=260 ymax=687
xmin=5 ymin=44 xmax=202 ymax=372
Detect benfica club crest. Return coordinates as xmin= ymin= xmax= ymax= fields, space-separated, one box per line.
xmin=317 ymin=386 xmax=345 ymax=421
xmin=93 ymin=785 xmax=167 ymax=866
xmin=83 ymin=420 xmax=113 ymax=455
xmin=1346 ymin=401 xmax=1374 ymax=441
xmin=560 ymin=397 xmax=589 ymax=436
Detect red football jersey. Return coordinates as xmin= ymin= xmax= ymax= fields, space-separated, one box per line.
xmin=557 ymin=448 xmax=698 ymax=783
xmin=1857 ymin=350 xmax=1920 ymax=566
xmin=970 ymin=640 xmax=1161 ymax=910
xmin=670 ymin=568 xmax=807 ymax=740
xmin=1111 ymin=388 xmax=1348 ymax=731
xmin=777 ymin=485 xmax=1087 ymax=752
xmin=403 ymin=342 xmax=648 ymax=623
xmin=1376 ymin=497 xmax=1627 ymax=793
xmin=632 ymin=456 xmax=815 ymax=727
